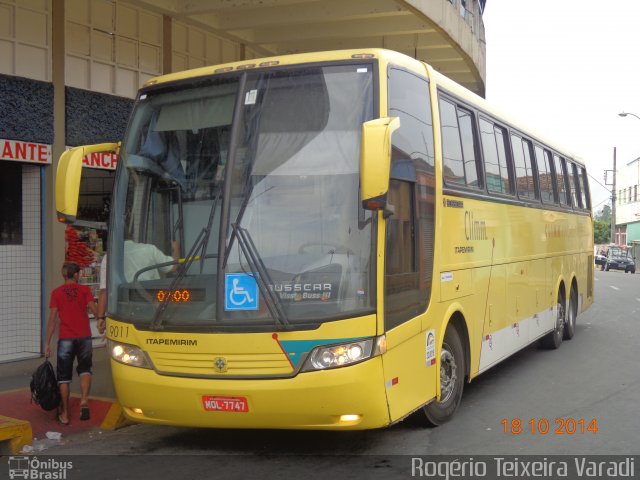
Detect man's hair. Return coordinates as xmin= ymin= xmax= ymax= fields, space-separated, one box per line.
xmin=62 ymin=262 xmax=81 ymax=279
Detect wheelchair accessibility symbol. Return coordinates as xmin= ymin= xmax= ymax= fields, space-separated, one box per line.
xmin=225 ymin=273 xmax=259 ymax=311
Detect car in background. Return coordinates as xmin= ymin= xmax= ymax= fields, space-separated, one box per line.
xmin=604 ymin=247 xmax=636 ymax=273
xmin=595 ymin=254 xmax=607 ymax=267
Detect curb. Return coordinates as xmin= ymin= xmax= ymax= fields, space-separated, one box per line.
xmin=0 ymin=415 xmax=33 ymax=455
xmin=100 ymin=402 xmax=136 ymax=431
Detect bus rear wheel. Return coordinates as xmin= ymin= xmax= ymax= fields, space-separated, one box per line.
xmin=540 ymin=291 xmax=565 ymax=349
xmin=563 ymin=285 xmax=578 ymax=340
xmin=422 ymin=325 xmax=465 ymax=426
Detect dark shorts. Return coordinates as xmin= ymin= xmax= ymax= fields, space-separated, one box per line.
xmin=56 ymin=337 xmax=93 ymax=383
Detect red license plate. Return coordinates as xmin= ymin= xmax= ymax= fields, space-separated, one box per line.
xmin=202 ymin=395 xmax=248 ymax=412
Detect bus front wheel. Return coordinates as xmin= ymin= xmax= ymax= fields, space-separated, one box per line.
xmin=422 ymin=325 xmax=465 ymax=427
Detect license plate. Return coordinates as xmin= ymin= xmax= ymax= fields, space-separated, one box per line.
xmin=202 ymin=395 xmax=248 ymax=412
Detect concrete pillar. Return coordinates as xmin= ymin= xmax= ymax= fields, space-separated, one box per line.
xmin=43 ymin=0 xmax=67 ymax=348
xmin=163 ymin=15 xmax=172 ymax=74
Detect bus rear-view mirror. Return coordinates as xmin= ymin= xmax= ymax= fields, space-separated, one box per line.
xmin=360 ymin=117 xmax=399 ymax=211
xmin=56 ymin=143 xmax=119 ymax=224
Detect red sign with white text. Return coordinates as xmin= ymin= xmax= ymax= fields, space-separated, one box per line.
xmin=0 ymin=140 xmax=119 ymax=171
xmin=81 ymin=151 xmax=118 ymax=170
xmin=0 ymin=139 xmax=51 ymax=165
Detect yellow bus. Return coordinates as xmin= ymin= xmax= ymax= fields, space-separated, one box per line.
xmin=56 ymin=49 xmax=594 ymax=430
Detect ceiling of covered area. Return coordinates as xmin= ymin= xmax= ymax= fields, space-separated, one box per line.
xmin=126 ymin=0 xmax=486 ymax=95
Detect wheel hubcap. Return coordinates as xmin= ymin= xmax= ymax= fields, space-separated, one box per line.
xmin=556 ymin=302 xmax=565 ymax=337
xmin=440 ymin=345 xmax=457 ymax=403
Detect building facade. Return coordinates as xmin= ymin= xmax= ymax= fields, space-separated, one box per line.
xmin=615 ymin=156 xmax=640 ymax=246
xmin=0 ymin=0 xmax=486 ymax=362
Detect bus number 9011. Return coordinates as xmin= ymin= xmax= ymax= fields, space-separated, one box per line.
xmin=109 ymin=324 xmax=130 ymax=339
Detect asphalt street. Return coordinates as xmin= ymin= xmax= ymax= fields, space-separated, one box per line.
xmin=32 ymin=269 xmax=640 ymax=478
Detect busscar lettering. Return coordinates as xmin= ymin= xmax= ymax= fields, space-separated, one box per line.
xmin=269 ymin=283 xmax=332 ymax=293
xmin=545 ymin=224 xmax=574 ymax=238
xmin=269 ymin=283 xmax=332 ymax=301
xmin=146 ymin=338 xmax=197 ymax=346
xmin=445 ymin=198 xmax=464 ymax=208
xmin=455 ymin=246 xmax=474 ymax=254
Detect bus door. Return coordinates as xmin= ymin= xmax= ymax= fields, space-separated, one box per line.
xmin=380 ymin=66 xmax=438 ymax=420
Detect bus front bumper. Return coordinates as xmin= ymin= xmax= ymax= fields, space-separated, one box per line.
xmin=111 ymin=357 xmax=391 ymax=430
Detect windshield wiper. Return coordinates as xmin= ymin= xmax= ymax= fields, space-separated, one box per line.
xmin=149 ymin=189 xmax=221 ymax=330
xmin=198 ymin=186 xmax=222 ymax=273
xmin=230 ymin=223 xmax=290 ymax=328
xmin=218 ymin=158 xmax=290 ymax=327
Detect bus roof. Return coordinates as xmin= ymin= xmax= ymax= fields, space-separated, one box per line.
xmin=142 ymin=48 xmax=394 ymax=88
xmin=141 ymin=48 xmax=583 ymax=166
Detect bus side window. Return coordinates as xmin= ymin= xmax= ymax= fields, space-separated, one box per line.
xmin=385 ymin=180 xmax=422 ymax=329
xmin=480 ymin=118 xmax=512 ymax=195
xmin=568 ymin=161 xmax=582 ymax=209
xmin=553 ymin=154 xmax=570 ymax=206
xmin=388 ymin=68 xmax=435 ymax=171
xmin=438 ymin=98 xmax=481 ymax=188
xmin=534 ymin=145 xmax=555 ymax=203
xmin=511 ymin=134 xmax=537 ymax=200
xmin=385 ymin=67 xmax=435 ymax=330
xmin=579 ymin=166 xmax=591 ymax=210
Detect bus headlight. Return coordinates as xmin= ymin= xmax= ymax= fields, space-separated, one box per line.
xmin=109 ymin=341 xmax=152 ymax=369
xmin=302 ymin=338 xmax=379 ymax=371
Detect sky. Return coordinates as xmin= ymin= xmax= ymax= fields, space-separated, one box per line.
xmin=482 ymin=0 xmax=640 ymax=213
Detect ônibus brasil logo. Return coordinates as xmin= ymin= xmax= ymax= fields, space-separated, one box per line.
xmin=8 ymin=456 xmax=73 ymax=479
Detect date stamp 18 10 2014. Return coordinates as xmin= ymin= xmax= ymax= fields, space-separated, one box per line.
xmin=501 ymin=418 xmax=599 ymax=435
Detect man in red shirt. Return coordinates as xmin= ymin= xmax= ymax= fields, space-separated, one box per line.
xmin=45 ymin=262 xmax=98 ymax=425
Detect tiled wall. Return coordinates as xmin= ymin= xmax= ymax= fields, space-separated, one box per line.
xmin=65 ymin=0 xmax=163 ymax=98
xmin=0 ymin=165 xmax=41 ymax=360
xmin=0 ymin=0 xmax=51 ymax=82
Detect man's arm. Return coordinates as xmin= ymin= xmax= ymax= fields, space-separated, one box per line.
xmin=155 ymin=241 xmax=181 ymax=274
xmin=97 ymin=289 xmax=107 ymax=334
xmin=97 ymin=255 xmax=107 ymax=334
xmin=170 ymin=240 xmax=181 ymax=272
xmin=87 ymin=299 xmax=98 ymax=319
xmin=171 ymin=240 xmax=180 ymax=260
xmin=44 ymin=308 xmax=59 ymax=358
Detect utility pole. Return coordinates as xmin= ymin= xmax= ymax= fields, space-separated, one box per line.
xmin=605 ymin=148 xmax=617 ymax=244
xmin=612 ymin=147 xmax=617 ymax=245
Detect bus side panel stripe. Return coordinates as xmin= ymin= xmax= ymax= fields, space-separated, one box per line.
xmin=478 ymin=307 xmax=555 ymax=373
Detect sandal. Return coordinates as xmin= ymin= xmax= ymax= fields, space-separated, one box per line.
xmin=57 ymin=414 xmax=70 ymax=426
xmin=80 ymin=404 xmax=90 ymax=421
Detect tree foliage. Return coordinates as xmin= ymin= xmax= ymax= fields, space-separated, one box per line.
xmin=593 ymin=219 xmax=610 ymax=245
xmin=595 ymin=205 xmax=611 ymax=223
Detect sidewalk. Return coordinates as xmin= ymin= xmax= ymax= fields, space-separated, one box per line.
xmin=0 ymin=345 xmax=121 ymax=454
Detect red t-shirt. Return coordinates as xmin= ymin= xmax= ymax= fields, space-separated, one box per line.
xmin=50 ymin=283 xmax=94 ymax=339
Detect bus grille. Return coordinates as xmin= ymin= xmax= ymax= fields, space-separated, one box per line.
xmin=149 ymin=351 xmax=293 ymax=377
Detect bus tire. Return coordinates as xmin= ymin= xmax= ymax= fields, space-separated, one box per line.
xmin=422 ymin=325 xmax=465 ymax=427
xmin=563 ymin=285 xmax=578 ymax=340
xmin=540 ymin=291 xmax=565 ymax=349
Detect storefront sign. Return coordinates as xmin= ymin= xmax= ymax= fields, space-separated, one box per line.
xmin=0 ymin=140 xmax=119 ymax=170
xmin=0 ymin=139 xmax=51 ymax=165
xmin=82 ymin=151 xmax=118 ymax=170
xmin=63 ymin=146 xmax=118 ymax=170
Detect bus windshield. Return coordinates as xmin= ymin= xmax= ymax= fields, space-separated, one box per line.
xmin=108 ymin=63 xmax=376 ymax=329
